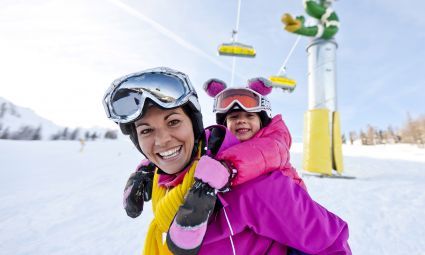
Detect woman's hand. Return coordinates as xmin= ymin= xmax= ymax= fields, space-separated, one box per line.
xmin=123 ymin=163 xmax=155 ymax=218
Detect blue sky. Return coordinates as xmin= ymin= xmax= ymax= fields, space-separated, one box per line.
xmin=1 ymin=0 xmax=424 ymax=140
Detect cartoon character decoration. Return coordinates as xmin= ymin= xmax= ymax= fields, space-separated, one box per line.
xmin=281 ymin=0 xmax=339 ymax=40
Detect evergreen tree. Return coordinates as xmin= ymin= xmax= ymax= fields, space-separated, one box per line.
xmin=85 ymin=131 xmax=90 ymax=140
xmin=104 ymin=130 xmax=118 ymax=139
xmin=90 ymin=132 xmax=98 ymax=140
xmin=70 ymin=128 xmax=80 ymax=140
xmin=61 ymin=127 xmax=69 ymax=140
xmin=32 ymin=126 xmax=42 ymax=140
xmin=0 ymin=127 xmax=10 ymax=139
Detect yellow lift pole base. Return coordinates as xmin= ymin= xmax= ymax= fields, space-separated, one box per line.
xmin=303 ymin=109 xmax=344 ymax=175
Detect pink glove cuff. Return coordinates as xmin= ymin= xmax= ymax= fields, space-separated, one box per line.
xmin=194 ymin=156 xmax=230 ymax=189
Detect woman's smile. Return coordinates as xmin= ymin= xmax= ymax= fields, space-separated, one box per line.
xmin=157 ymin=145 xmax=182 ymax=160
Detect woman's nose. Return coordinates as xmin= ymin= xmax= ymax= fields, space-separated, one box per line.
xmin=154 ymin=128 xmax=171 ymax=146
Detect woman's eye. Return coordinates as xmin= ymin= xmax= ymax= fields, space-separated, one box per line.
xmin=169 ymin=119 xmax=180 ymax=126
xmin=139 ymin=128 xmax=152 ymax=135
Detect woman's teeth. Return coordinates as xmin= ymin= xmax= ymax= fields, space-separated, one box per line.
xmin=159 ymin=146 xmax=181 ymax=159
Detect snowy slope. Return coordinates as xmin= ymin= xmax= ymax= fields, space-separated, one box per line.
xmin=0 ymin=140 xmax=424 ymax=255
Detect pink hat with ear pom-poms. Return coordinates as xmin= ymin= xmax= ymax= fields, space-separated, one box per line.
xmin=247 ymin=77 xmax=272 ymax=96
xmin=203 ymin=78 xmax=227 ymax=97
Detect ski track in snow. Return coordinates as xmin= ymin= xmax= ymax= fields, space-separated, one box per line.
xmin=1 ymin=140 xmax=424 ymax=254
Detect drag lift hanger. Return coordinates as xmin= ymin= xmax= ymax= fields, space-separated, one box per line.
xmin=217 ymin=0 xmax=256 ymax=58
xmin=218 ymin=30 xmax=256 ymax=58
xmin=268 ymin=35 xmax=300 ymax=92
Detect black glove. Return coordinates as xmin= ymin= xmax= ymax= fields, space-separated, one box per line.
xmin=123 ymin=163 xmax=155 ymax=218
xmin=207 ymin=126 xmax=225 ymax=157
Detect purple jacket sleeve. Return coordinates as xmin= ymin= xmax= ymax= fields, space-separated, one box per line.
xmin=222 ymin=171 xmax=351 ymax=254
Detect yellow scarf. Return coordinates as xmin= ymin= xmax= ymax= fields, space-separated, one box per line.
xmin=142 ymin=159 xmax=199 ymax=254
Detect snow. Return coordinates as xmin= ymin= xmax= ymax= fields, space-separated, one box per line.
xmin=1 ymin=140 xmax=424 ymax=254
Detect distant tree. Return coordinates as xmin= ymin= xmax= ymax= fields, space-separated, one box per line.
xmin=0 ymin=127 xmax=10 ymax=139
xmin=85 ymin=131 xmax=90 ymax=140
xmin=375 ymin=130 xmax=384 ymax=144
xmin=11 ymin=125 xmax=35 ymax=140
xmin=61 ymin=128 xmax=69 ymax=140
xmin=359 ymin=130 xmax=367 ymax=145
xmin=70 ymin=128 xmax=80 ymax=140
xmin=419 ymin=115 xmax=425 ymax=147
xmin=104 ymin=130 xmax=118 ymax=139
xmin=51 ymin=130 xmax=62 ymax=140
xmin=366 ymin=125 xmax=376 ymax=145
xmin=32 ymin=126 xmax=42 ymax=140
xmin=401 ymin=113 xmax=425 ymax=146
xmin=341 ymin=134 xmax=346 ymax=144
xmin=90 ymin=132 xmax=98 ymax=140
xmin=385 ymin=126 xmax=394 ymax=144
xmin=349 ymin=131 xmax=357 ymax=145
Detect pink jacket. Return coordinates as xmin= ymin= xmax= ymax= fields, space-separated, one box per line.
xmin=199 ymin=171 xmax=351 ymax=254
xmin=216 ymin=114 xmax=306 ymax=190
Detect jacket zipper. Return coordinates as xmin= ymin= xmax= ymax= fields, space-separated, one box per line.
xmin=223 ymin=207 xmax=236 ymax=255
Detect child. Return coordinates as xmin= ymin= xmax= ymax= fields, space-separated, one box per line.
xmin=124 ymin=77 xmax=306 ymax=254
xmin=205 ymin=77 xmax=305 ymax=188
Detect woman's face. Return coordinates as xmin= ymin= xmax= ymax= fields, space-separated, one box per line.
xmin=135 ymin=106 xmax=194 ymax=174
xmin=226 ymin=110 xmax=261 ymax=141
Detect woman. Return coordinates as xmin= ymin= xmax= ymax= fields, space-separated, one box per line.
xmin=103 ymin=67 xmax=351 ymax=254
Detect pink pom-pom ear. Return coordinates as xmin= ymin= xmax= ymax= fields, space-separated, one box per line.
xmin=247 ymin=77 xmax=272 ymax=96
xmin=203 ymin=78 xmax=227 ymax=97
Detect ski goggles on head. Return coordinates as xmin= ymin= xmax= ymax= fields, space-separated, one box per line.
xmin=103 ymin=67 xmax=199 ymax=124
xmin=213 ymin=88 xmax=271 ymax=114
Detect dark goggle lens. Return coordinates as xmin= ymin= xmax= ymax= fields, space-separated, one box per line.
xmin=110 ymin=73 xmax=188 ymax=118
xmin=216 ymin=89 xmax=260 ymax=109
xmin=111 ymin=89 xmax=142 ymax=117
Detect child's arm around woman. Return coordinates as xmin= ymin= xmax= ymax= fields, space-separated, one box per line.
xmin=216 ymin=114 xmax=306 ymax=189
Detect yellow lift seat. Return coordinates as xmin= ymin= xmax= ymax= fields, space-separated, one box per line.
xmin=269 ymin=75 xmax=297 ymax=92
xmin=218 ymin=42 xmax=256 ymax=58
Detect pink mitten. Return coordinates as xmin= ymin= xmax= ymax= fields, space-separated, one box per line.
xmin=194 ymin=156 xmax=230 ymax=189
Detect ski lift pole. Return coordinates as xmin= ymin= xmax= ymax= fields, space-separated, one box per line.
xmin=277 ymin=35 xmax=301 ymax=75
xmin=231 ymin=0 xmax=242 ymax=87
xmin=231 ymin=57 xmax=236 ymax=87
xmin=231 ymin=30 xmax=237 ymax=86
xmin=235 ymin=0 xmax=242 ymax=41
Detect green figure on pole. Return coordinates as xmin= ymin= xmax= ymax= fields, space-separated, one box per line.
xmin=282 ymin=0 xmax=339 ymax=39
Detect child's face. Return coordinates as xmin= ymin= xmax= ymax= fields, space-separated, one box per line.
xmin=225 ymin=111 xmax=261 ymax=141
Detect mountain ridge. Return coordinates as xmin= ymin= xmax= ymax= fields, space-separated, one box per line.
xmin=0 ymin=97 xmax=116 ymax=140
